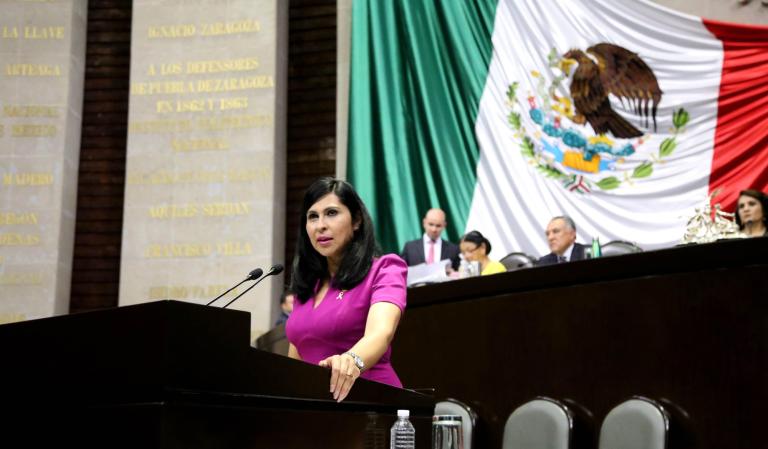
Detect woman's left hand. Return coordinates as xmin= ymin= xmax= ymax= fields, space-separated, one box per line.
xmin=318 ymin=353 xmax=361 ymax=402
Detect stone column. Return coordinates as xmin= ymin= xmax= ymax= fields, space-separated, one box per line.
xmin=0 ymin=0 xmax=87 ymax=323
xmin=120 ymin=0 xmax=287 ymax=340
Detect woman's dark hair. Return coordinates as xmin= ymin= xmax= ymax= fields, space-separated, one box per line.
xmin=460 ymin=230 xmax=492 ymax=255
xmin=735 ymin=189 xmax=768 ymax=229
xmin=290 ymin=177 xmax=378 ymax=303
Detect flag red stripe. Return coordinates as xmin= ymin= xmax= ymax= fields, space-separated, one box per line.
xmin=703 ymin=19 xmax=768 ymax=209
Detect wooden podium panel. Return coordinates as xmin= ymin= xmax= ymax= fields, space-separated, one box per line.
xmin=0 ymin=300 xmax=434 ymax=448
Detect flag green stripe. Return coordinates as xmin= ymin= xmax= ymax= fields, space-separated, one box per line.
xmin=348 ymin=0 xmax=499 ymax=253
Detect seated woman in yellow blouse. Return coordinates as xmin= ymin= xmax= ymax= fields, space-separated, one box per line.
xmin=459 ymin=230 xmax=506 ymax=276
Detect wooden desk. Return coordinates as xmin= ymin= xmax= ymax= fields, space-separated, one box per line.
xmin=395 ymin=238 xmax=767 ymax=448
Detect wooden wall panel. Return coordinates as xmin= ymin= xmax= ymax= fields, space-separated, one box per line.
xmin=70 ymin=0 xmax=339 ymax=311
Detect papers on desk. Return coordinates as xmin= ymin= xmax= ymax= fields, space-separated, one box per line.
xmin=406 ymin=259 xmax=451 ymax=286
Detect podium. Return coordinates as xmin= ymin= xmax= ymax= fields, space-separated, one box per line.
xmin=1 ymin=300 xmax=434 ymax=448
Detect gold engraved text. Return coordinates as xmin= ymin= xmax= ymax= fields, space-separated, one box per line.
xmin=200 ymin=19 xmax=260 ymax=36
xmin=127 ymin=168 xmax=269 ymax=185
xmin=2 ymin=26 xmax=19 ymax=39
xmin=0 ymin=212 xmax=39 ymax=225
xmin=12 ymin=124 xmax=56 ymax=137
xmin=146 ymin=243 xmax=213 ymax=258
xmin=171 ymin=138 xmax=230 ymax=152
xmin=186 ymin=58 xmax=259 ymax=74
xmin=24 ymin=26 xmax=64 ymax=39
xmin=3 ymin=173 xmax=54 ymax=186
xmin=145 ymin=241 xmax=253 ymax=258
xmin=148 ymin=284 xmax=231 ymax=300
xmin=131 ymin=76 xmax=273 ymax=95
xmin=148 ymin=24 xmax=196 ymax=39
xmin=4 ymin=105 xmax=59 ymax=117
xmin=147 ymin=202 xmax=251 ymax=219
xmin=6 ymin=64 xmax=61 ymax=76
xmin=129 ymin=115 xmax=271 ymax=134
xmin=0 ymin=233 xmax=41 ymax=246
xmin=146 ymin=19 xmax=260 ymax=39
xmin=217 ymin=241 xmax=252 ymax=256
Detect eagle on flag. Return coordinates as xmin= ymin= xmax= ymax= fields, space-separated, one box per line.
xmin=562 ymin=43 xmax=663 ymax=139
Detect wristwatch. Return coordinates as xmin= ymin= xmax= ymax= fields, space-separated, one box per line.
xmin=344 ymin=351 xmax=365 ymax=372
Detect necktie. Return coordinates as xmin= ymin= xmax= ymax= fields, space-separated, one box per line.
xmin=427 ymin=240 xmax=435 ymax=264
xmin=558 ymin=255 xmax=567 ymax=263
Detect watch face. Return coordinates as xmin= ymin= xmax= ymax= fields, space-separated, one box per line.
xmin=347 ymin=352 xmax=364 ymax=370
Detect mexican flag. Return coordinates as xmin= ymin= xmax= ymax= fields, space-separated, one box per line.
xmin=348 ymin=0 xmax=768 ymax=258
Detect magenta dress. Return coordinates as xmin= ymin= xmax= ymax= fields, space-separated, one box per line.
xmin=285 ymin=254 xmax=407 ymax=387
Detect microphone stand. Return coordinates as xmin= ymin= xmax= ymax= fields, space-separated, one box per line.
xmin=222 ymin=265 xmax=283 ymax=309
xmin=206 ymin=268 xmax=263 ymax=306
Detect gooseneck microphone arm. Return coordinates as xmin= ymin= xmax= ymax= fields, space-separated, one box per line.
xmin=206 ymin=268 xmax=263 ymax=306
xmin=222 ymin=264 xmax=284 ymax=309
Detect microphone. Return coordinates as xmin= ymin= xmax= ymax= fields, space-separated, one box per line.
xmin=206 ymin=268 xmax=263 ymax=306
xmin=222 ymin=264 xmax=284 ymax=309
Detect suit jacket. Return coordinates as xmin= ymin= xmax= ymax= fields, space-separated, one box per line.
xmin=401 ymin=238 xmax=461 ymax=270
xmin=536 ymin=242 xmax=587 ymax=266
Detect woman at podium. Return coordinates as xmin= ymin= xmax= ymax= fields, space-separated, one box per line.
xmin=286 ymin=177 xmax=407 ymax=402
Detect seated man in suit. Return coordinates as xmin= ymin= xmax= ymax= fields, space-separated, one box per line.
xmin=537 ymin=216 xmax=586 ymax=265
xmin=401 ymin=208 xmax=460 ymax=269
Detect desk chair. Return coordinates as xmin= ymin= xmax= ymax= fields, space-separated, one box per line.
xmin=499 ymin=252 xmax=537 ymax=271
xmin=435 ymin=398 xmax=478 ymax=449
xmin=503 ymin=397 xmax=573 ymax=449
xmin=599 ymin=397 xmax=669 ymax=449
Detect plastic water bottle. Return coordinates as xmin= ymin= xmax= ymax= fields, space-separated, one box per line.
xmin=591 ymin=236 xmax=601 ymax=258
xmin=365 ymin=413 xmax=386 ymax=449
xmin=458 ymin=259 xmax=470 ymax=278
xmin=390 ymin=409 xmax=415 ymax=449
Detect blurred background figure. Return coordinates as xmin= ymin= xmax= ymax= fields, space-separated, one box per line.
xmin=274 ymin=290 xmax=295 ymax=326
xmin=459 ymin=230 xmax=506 ymax=276
xmin=735 ymin=189 xmax=768 ymax=237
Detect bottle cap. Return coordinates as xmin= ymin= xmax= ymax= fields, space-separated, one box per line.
xmin=397 ymin=409 xmax=410 ymax=418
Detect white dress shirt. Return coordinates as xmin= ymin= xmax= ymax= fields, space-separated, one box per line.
xmin=561 ymin=242 xmax=576 ymax=261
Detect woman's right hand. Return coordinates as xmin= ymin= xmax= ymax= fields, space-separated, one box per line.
xmin=318 ymin=353 xmax=361 ymax=402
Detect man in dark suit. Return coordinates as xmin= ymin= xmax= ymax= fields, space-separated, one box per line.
xmin=400 ymin=208 xmax=461 ymax=269
xmin=537 ymin=216 xmax=587 ymax=266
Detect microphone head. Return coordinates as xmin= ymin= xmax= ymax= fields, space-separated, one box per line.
xmin=247 ymin=268 xmax=264 ymax=280
xmin=269 ymin=264 xmax=284 ymax=275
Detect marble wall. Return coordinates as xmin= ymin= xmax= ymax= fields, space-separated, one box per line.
xmin=0 ymin=0 xmax=87 ymax=324
xmin=120 ymin=0 xmax=287 ymax=340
